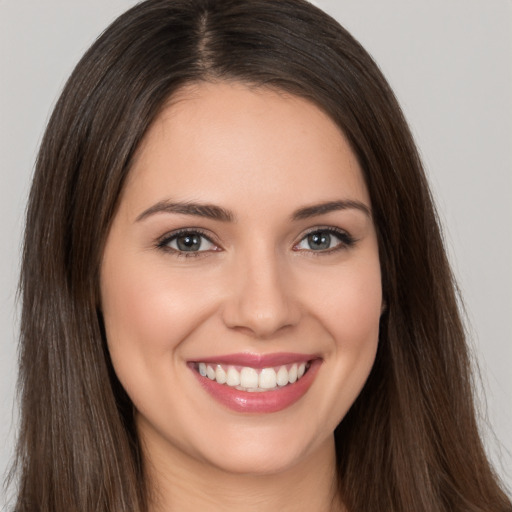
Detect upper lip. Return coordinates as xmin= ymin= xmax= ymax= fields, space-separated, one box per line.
xmin=189 ymin=352 xmax=318 ymax=369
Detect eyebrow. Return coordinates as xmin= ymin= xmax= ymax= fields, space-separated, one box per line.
xmin=291 ymin=200 xmax=372 ymax=220
xmin=136 ymin=200 xmax=235 ymax=222
xmin=135 ymin=198 xmax=371 ymax=223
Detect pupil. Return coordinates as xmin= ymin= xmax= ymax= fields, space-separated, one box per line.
xmin=308 ymin=232 xmax=330 ymax=250
xmin=177 ymin=234 xmax=201 ymax=251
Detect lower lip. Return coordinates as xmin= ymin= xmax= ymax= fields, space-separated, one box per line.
xmin=190 ymin=359 xmax=321 ymax=413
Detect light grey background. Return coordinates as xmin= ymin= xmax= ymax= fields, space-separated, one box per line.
xmin=1 ymin=0 xmax=511 ymax=505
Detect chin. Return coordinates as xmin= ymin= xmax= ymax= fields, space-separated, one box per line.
xmin=203 ymin=444 xmax=312 ymax=476
xmin=187 ymin=419 xmax=334 ymax=477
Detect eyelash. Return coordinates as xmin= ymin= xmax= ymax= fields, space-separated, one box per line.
xmin=293 ymin=227 xmax=356 ymax=255
xmin=156 ymin=228 xmax=218 ymax=258
xmin=155 ymin=226 xmax=356 ymax=258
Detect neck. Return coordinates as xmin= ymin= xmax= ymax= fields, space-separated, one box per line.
xmin=143 ymin=434 xmax=344 ymax=512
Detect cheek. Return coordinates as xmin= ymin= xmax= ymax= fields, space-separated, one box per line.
xmin=331 ymin=264 xmax=381 ymax=383
xmin=99 ymin=256 xmax=225 ymax=445
xmin=335 ymin=270 xmax=381 ymax=343
xmin=99 ymin=247 xmax=214 ymax=399
xmin=306 ymin=255 xmax=382 ymax=347
xmin=101 ymin=249 xmax=212 ymax=347
xmin=301 ymin=255 xmax=382 ymax=419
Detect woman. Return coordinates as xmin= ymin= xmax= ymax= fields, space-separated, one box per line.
xmin=9 ymin=0 xmax=511 ymax=510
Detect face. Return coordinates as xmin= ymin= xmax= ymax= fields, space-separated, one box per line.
xmin=100 ymin=81 xmax=382 ymax=476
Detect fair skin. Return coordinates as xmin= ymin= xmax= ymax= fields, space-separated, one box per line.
xmin=100 ymin=81 xmax=383 ymax=511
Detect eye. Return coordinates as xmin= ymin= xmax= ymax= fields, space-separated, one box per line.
xmin=157 ymin=230 xmax=218 ymax=254
xmin=294 ymin=228 xmax=355 ymax=252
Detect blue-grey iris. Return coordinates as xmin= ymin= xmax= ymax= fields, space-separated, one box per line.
xmin=177 ymin=234 xmax=202 ymax=251
xmin=308 ymin=232 xmax=331 ymax=250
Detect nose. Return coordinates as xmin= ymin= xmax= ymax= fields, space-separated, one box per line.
xmin=221 ymin=249 xmax=301 ymax=339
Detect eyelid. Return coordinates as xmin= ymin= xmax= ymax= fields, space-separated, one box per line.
xmin=156 ymin=228 xmax=221 ymax=255
xmin=293 ymin=226 xmax=356 ymax=252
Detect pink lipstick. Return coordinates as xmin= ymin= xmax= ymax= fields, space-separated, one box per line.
xmin=188 ymin=352 xmax=321 ymax=413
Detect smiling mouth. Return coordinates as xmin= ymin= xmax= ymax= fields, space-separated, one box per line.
xmin=192 ymin=361 xmax=311 ymax=392
xmin=189 ymin=354 xmax=321 ymax=413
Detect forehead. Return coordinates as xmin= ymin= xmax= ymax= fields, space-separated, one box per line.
xmin=124 ymin=81 xmax=369 ymax=217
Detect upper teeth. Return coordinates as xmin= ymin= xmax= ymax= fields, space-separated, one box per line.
xmin=197 ymin=362 xmax=308 ymax=391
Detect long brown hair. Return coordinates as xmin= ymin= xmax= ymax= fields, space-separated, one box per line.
xmin=11 ymin=0 xmax=511 ymax=510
